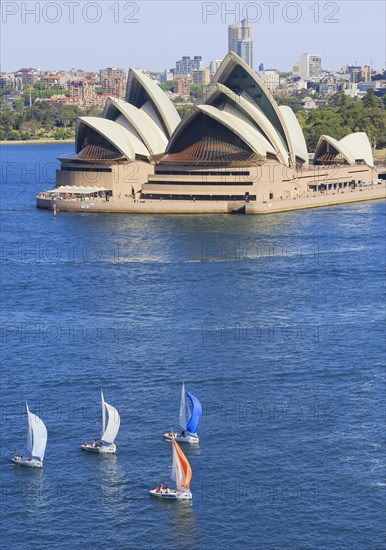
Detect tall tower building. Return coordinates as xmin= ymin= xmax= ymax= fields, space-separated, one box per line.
xmin=241 ymin=17 xmax=251 ymax=39
xmin=300 ymin=54 xmax=322 ymax=80
xmin=228 ymin=18 xmax=254 ymax=68
xmin=228 ymin=22 xmax=242 ymax=54
xmin=237 ymin=39 xmax=253 ymax=69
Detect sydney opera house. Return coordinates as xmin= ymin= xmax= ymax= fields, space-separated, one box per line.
xmin=37 ymin=53 xmax=384 ymax=214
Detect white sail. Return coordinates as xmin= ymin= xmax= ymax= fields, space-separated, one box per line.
xmin=101 ymin=401 xmax=120 ymax=445
xmin=179 ymin=382 xmax=188 ymax=431
xmin=27 ymin=408 xmax=47 ymax=461
xmin=101 ymin=390 xmax=106 ymax=439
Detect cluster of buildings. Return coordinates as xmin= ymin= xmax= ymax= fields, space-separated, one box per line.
xmin=0 ymin=67 xmax=128 ymax=109
xmin=1 ymin=19 xmax=385 ymax=111
xmin=160 ymin=57 xmax=222 ymax=98
xmin=159 ymin=19 xmax=254 ymax=99
xmin=157 ymin=20 xmax=385 ymax=103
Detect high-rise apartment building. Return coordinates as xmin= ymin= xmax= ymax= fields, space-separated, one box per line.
xmin=228 ymin=22 xmax=242 ymax=54
xmin=101 ymin=77 xmax=126 ymax=99
xmin=228 ymin=19 xmax=253 ymax=68
xmin=360 ymin=65 xmax=371 ymax=82
xmin=192 ymin=69 xmax=211 ymax=85
xmin=237 ymin=39 xmax=253 ymax=69
xmin=99 ymin=67 xmax=126 ymax=81
xmin=292 ymin=62 xmax=301 ymax=77
xmin=175 ymin=56 xmax=203 ymax=75
xmin=300 ymin=54 xmax=322 ymax=80
xmin=70 ymin=80 xmax=96 ymax=105
xmin=260 ymin=70 xmax=280 ymax=91
xmin=0 ymin=74 xmax=23 ymax=91
xmin=173 ymin=75 xmax=191 ymax=96
xmin=209 ymin=60 xmax=222 ymax=78
xmin=99 ymin=67 xmax=126 ymax=99
xmin=17 ymin=68 xmax=39 ymax=86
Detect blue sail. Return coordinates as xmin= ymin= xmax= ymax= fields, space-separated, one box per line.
xmin=186 ymin=392 xmax=202 ymax=435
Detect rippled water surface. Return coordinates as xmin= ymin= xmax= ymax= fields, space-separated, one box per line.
xmin=1 ymin=144 xmax=385 ymax=549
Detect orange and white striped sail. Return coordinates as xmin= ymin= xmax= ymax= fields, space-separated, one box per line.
xmin=172 ymin=439 xmax=192 ymax=491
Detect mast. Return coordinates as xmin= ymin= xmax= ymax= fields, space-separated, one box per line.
xmin=101 ymin=390 xmax=106 ymax=439
xmin=179 ymin=382 xmax=188 ymax=431
xmin=26 ymin=403 xmax=33 ymax=457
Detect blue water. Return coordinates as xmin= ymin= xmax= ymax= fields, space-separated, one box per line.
xmin=1 ymin=144 xmax=385 ymax=549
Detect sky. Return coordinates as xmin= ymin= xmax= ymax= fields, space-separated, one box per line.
xmin=1 ymin=0 xmax=385 ymax=73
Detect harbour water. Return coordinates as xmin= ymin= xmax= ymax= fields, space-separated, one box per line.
xmin=1 ymin=144 xmax=385 ymax=549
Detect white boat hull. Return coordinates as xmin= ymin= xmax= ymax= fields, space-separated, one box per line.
xmin=164 ymin=432 xmax=199 ymax=444
xmin=81 ymin=443 xmax=116 ymax=454
xmin=150 ymin=488 xmax=192 ymax=501
xmin=12 ymin=457 xmax=42 ymax=468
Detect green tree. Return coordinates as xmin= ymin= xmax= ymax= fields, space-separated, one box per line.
xmin=362 ymin=89 xmax=381 ymax=108
xmin=176 ymin=105 xmax=193 ymax=119
xmin=190 ymin=83 xmax=204 ymax=100
xmin=159 ymin=81 xmax=174 ymax=92
xmin=33 ymin=81 xmax=46 ymax=90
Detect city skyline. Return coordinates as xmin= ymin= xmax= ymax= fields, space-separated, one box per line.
xmin=1 ymin=1 xmax=385 ymax=73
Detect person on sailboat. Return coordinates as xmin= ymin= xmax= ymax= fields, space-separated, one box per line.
xmin=149 ymin=439 xmax=193 ymax=500
xmin=164 ymin=383 xmax=202 ymax=444
xmin=81 ymin=391 xmax=120 ymax=454
xmin=11 ymin=404 xmax=48 ymax=468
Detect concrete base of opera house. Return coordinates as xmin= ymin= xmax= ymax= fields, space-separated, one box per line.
xmin=36 ymin=183 xmax=385 ymax=214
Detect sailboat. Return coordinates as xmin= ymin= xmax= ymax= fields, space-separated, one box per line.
xmin=81 ymin=390 xmax=120 ymax=454
xmin=164 ymin=382 xmax=202 ymax=444
xmin=11 ymin=403 xmax=47 ymax=468
xmin=150 ymin=438 xmax=192 ymax=500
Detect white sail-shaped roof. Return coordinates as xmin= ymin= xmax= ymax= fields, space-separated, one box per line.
xmin=314 ymin=133 xmax=374 ymax=166
xmin=165 ymin=105 xmax=268 ymax=162
xmin=198 ymin=105 xmax=274 ymax=157
xmin=205 ymin=83 xmax=289 ymax=165
xmin=279 ymin=106 xmax=309 ymax=164
xmin=126 ymin=69 xmax=180 ymax=138
xmin=314 ymin=135 xmax=356 ymax=164
xmin=76 ymin=117 xmax=136 ymax=161
xmin=103 ymin=97 xmax=168 ymax=155
xmin=212 ymin=52 xmax=296 ymax=164
xmin=339 ymin=132 xmax=374 ymax=167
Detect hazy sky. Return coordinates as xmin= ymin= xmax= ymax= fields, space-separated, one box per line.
xmin=1 ymin=1 xmax=385 ymax=72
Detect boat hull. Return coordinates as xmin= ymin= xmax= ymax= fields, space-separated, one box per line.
xmin=81 ymin=443 xmax=116 ymax=454
xmin=11 ymin=457 xmax=42 ymax=468
xmin=164 ymin=432 xmax=199 ymax=444
xmin=149 ymin=489 xmax=192 ymax=501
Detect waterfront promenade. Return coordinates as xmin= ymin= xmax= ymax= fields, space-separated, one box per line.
xmin=36 ymin=181 xmax=386 ymax=214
